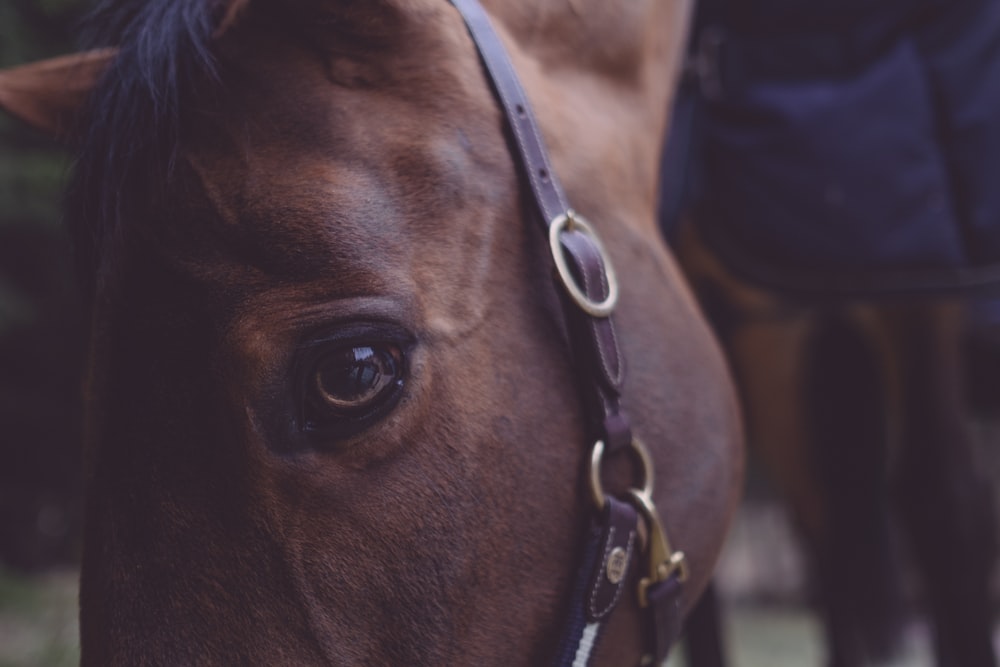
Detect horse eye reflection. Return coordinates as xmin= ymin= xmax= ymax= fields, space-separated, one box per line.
xmin=311 ymin=345 xmax=402 ymax=413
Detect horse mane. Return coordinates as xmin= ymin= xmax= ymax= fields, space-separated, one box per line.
xmin=65 ymin=0 xmax=223 ymax=297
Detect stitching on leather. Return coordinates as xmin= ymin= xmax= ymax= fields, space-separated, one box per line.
xmin=592 ymin=246 xmax=624 ymax=386
xmin=588 ymin=526 xmax=636 ymax=619
xmin=573 ymin=239 xmax=615 ymax=385
xmin=593 ymin=319 xmax=621 ymax=388
xmin=584 ymin=274 xmax=618 ymax=383
xmin=603 ymin=318 xmax=625 ymax=387
xmin=568 ymin=234 xmax=619 ymax=388
xmin=574 ymin=238 xmax=622 ymax=387
xmin=588 ymin=525 xmax=616 ymax=619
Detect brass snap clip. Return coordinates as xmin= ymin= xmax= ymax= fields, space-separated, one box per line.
xmin=627 ymin=488 xmax=689 ymax=607
xmin=589 ymin=437 xmax=688 ymax=606
xmin=549 ymin=210 xmax=619 ymax=318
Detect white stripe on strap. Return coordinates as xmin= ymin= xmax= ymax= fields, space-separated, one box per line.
xmin=571 ymin=622 xmax=601 ymax=667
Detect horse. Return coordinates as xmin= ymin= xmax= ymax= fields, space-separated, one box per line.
xmin=660 ymin=1 xmax=1000 ymax=662
xmin=0 ymin=0 xmax=743 ymax=664
xmin=677 ymin=225 xmax=998 ymax=667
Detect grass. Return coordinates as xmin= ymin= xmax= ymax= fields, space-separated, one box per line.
xmin=0 ymin=568 xmax=78 ymax=667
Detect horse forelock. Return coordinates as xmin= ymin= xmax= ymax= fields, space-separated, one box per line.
xmin=66 ymin=0 xmax=222 ymax=300
xmin=63 ymin=0 xmax=657 ymax=304
xmin=64 ymin=0 xmax=428 ymax=302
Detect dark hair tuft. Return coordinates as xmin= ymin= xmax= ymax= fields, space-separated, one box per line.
xmin=65 ymin=0 xmax=222 ymax=297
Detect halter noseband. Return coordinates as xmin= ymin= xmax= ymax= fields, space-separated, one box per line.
xmin=448 ymin=1 xmax=688 ymax=664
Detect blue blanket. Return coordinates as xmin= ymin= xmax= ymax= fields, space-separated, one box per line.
xmin=667 ymin=0 xmax=1000 ymax=294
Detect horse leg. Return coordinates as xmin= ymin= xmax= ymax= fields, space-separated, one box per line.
xmin=724 ymin=309 xmax=870 ymax=667
xmin=802 ymin=310 xmax=904 ymax=667
xmin=677 ymin=231 xmax=899 ymax=667
xmin=884 ymin=302 xmax=997 ymax=667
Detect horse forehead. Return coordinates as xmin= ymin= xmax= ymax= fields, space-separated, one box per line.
xmin=183 ymin=140 xmax=470 ymax=287
xmin=182 ymin=80 xmax=512 ymax=335
xmin=177 ymin=0 xmax=662 ymax=319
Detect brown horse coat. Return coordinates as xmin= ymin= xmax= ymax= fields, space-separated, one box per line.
xmin=0 ymin=1 xmax=742 ymax=664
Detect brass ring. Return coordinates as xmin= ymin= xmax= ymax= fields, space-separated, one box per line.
xmin=629 ymin=437 xmax=655 ymax=500
xmin=589 ymin=437 xmax=654 ymax=511
xmin=589 ymin=440 xmax=607 ymax=510
xmin=548 ymin=210 xmax=619 ymax=318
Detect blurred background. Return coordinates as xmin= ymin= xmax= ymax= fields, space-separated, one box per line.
xmin=1 ymin=1 xmax=1000 ymax=667
xmin=0 ymin=1 xmax=88 ymax=665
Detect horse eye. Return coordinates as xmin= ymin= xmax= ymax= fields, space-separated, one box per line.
xmin=313 ymin=345 xmax=401 ymax=409
xmin=302 ymin=344 xmax=405 ymax=434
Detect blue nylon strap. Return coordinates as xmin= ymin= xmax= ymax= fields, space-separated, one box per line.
xmin=552 ymin=496 xmax=642 ymax=667
xmin=552 ymin=521 xmax=606 ymax=667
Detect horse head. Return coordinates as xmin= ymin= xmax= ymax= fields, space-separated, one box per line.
xmin=0 ymin=0 xmax=741 ymax=664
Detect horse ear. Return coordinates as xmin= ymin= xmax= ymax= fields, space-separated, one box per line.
xmin=0 ymin=48 xmax=116 ymax=141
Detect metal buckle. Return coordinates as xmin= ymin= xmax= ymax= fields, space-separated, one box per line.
xmin=589 ymin=438 xmax=688 ymax=607
xmin=588 ymin=438 xmax=653 ymax=511
xmin=627 ymin=488 xmax=689 ymax=607
xmin=549 ymin=210 xmax=619 ymax=318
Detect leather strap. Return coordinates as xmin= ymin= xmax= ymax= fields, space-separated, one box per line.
xmin=447 ymin=0 xmax=568 ymax=224
xmin=585 ymin=498 xmax=639 ymax=622
xmin=447 ymin=1 xmax=683 ymax=664
xmin=558 ymin=229 xmax=632 ymax=451
xmin=645 ymin=574 xmax=685 ymax=661
xmin=447 ymin=0 xmax=631 ymax=452
xmin=552 ymin=497 xmax=640 ymax=667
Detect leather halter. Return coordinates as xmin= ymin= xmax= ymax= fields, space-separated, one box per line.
xmin=447 ymin=1 xmax=688 ymax=664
